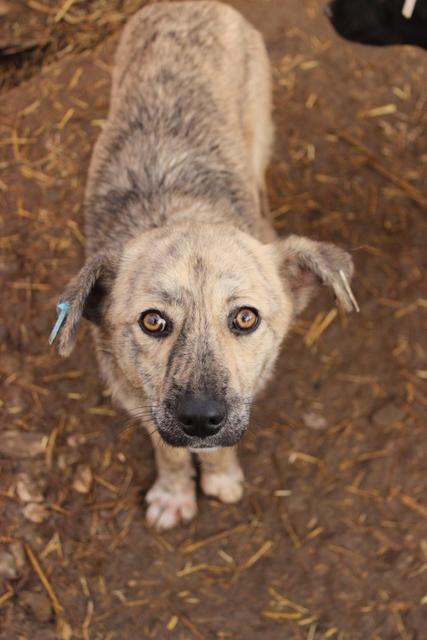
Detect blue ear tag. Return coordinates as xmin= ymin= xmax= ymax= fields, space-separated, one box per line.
xmin=49 ymin=302 xmax=70 ymax=345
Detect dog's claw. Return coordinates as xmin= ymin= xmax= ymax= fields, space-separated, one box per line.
xmin=145 ymin=480 xmax=197 ymax=530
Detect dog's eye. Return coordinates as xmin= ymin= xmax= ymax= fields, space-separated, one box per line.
xmin=139 ymin=310 xmax=171 ymax=337
xmin=230 ymin=307 xmax=260 ymax=335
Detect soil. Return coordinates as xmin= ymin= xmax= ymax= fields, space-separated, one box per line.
xmin=1 ymin=1 xmax=426 ymax=639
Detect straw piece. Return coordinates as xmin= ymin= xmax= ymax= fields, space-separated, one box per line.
xmin=182 ymin=523 xmax=247 ymax=553
xmin=24 ymin=543 xmax=64 ymax=616
xmin=399 ymin=494 xmax=427 ymax=520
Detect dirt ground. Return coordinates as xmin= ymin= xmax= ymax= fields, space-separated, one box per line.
xmin=1 ymin=0 xmax=426 ymax=638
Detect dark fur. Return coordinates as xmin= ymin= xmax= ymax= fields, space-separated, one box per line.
xmin=327 ymin=0 xmax=427 ymax=49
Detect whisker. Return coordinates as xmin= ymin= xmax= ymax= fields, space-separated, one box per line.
xmin=129 ymin=408 xmax=155 ymax=416
xmin=129 ymin=407 xmax=156 ymax=416
xmin=131 ymin=404 xmax=160 ymax=410
xmin=130 ymin=409 xmax=159 ymax=415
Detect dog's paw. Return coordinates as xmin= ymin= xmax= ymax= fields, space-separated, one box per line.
xmin=145 ymin=480 xmax=197 ymax=531
xmin=201 ymin=466 xmax=244 ymax=504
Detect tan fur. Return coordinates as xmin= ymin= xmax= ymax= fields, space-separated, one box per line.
xmin=57 ymin=2 xmax=355 ymax=530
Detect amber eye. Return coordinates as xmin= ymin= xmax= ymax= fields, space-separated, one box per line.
xmin=230 ymin=307 xmax=260 ymax=335
xmin=138 ymin=310 xmax=171 ymax=338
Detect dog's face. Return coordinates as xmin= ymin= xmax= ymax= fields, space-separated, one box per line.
xmin=107 ymin=225 xmax=291 ymax=449
xmin=57 ymin=224 xmax=354 ymax=449
xmin=327 ymin=0 xmax=427 ymax=50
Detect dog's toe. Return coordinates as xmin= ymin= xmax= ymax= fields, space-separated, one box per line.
xmin=145 ymin=480 xmax=197 ymax=530
xmin=201 ymin=467 xmax=244 ymax=504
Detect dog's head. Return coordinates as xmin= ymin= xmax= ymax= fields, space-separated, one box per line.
xmin=57 ymin=224 xmax=354 ymax=448
xmin=326 ymin=0 xmax=427 ymax=50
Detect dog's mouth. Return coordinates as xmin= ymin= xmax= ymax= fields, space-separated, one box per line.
xmin=155 ymin=420 xmax=248 ymax=448
xmin=153 ymin=401 xmax=251 ymax=449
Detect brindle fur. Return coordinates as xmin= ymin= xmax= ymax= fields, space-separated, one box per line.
xmin=57 ymin=1 xmax=355 ymax=530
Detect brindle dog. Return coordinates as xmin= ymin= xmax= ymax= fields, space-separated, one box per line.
xmin=56 ymin=1 xmax=355 ymax=530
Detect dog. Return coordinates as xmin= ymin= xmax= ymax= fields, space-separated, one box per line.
xmin=326 ymin=0 xmax=427 ymax=49
xmin=55 ymin=1 xmax=355 ymax=530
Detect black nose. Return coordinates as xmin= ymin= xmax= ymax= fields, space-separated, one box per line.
xmin=176 ymin=394 xmax=226 ymax=438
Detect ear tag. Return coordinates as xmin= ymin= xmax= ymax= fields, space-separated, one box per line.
xmin=339 ymin=270 xmax=360 ymax=313
xmin=49 ymin=302 xmax=70 ymax=344
xmin=402 ymin=0 xmax=417 ymax=19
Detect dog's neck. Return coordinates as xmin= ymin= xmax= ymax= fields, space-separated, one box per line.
xmin=85 ymin=180 xmax=262 ymax=256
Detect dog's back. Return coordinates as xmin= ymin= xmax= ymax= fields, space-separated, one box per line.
xmin=85 ymin=1 xmax=273 ymax=254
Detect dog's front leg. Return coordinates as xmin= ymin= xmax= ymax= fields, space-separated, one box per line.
xmin=198 ymin=447 xmax=244 ymax=504
xmin=145 ymin=429 xmax=197 ymax=530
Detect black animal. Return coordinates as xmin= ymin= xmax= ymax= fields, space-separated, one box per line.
xmin=326 ymin=0 xmax=427 ymax=49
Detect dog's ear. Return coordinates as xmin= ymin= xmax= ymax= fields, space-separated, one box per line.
xmin=57 ymin=252 xmax=116 ymax=356
xmin=273 ymin=235 xmax=355 ymax=315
